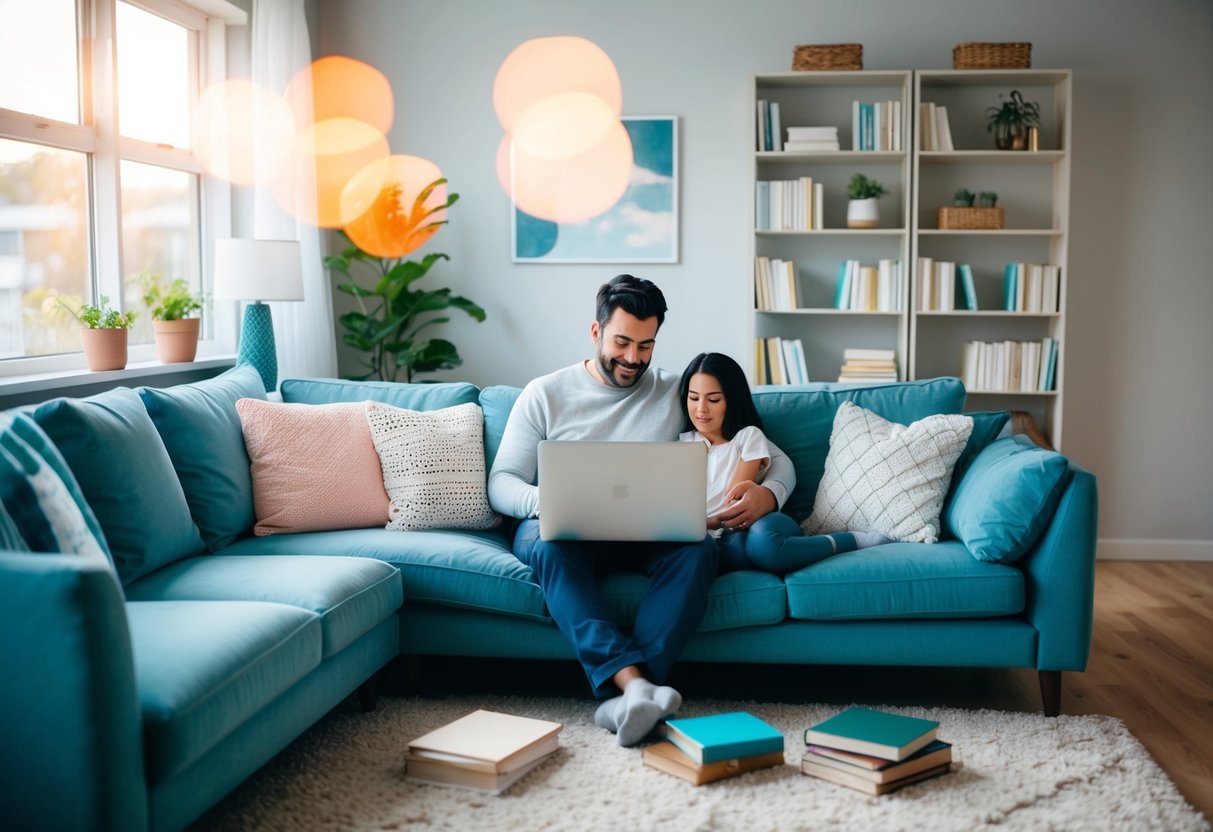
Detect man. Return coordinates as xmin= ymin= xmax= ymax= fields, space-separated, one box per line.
xmin=488 ymin=275 xmax=795 ymax=745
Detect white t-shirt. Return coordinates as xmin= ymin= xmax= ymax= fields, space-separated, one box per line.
xmin=679 ymin=425 xmax=771 ymax=517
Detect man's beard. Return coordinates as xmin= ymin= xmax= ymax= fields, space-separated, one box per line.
xmin=595 ymin=346 xmax=649 ymax=388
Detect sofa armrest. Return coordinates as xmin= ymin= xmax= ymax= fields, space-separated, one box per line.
xmin=0 ymin=553 xmax=147 ymax=832
xmin=1018 ymin=463 xmax=1099 ymax=671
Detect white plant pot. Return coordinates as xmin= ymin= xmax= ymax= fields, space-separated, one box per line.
xmin=847 ymin=198 xmax=880 ymax=229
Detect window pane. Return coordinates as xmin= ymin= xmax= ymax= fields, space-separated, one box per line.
xmin=0 ymin=138 xmax=91 ymax=358
xmin=121 ymin=160 xmax=199 ymax=346
xmin=0 ymin=0 xmax=79 ymax=123
xmin=117 ymin=1 xmax=191 ymax=148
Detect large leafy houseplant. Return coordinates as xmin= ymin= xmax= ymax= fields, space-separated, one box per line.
xmin=324 ymin=179 xmax=486 ymax=383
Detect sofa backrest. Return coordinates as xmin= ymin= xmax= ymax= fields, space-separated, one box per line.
xmin=280 ymin=378 xmax=480 ymax=410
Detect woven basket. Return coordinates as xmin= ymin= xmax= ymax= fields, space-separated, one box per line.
xmin=938 ymin=206 xmax=1005 ymax=230
xmin=953 ymin=42 xmax=1031 ymax=70
xmin=792 ymin=43 xmax=863 ymax=71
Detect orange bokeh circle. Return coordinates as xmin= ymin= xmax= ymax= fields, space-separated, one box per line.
xmin=492 ymin=36 xmax=622 ymax=135
xmin=191 ymin=79 xmax=296 ymax=187
xmin=284 ymin=55 xmax=394 ymax=135
xmin=511 ymin=91 xmax=617 ymax=162
xmin=340 ymin=155 xmax=448 ymax=259
xmin=271 ymin=117 xmax=390 ymax=228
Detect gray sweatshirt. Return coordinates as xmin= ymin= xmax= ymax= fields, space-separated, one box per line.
xmin=487 ymin=361 xmax=794 ymax=519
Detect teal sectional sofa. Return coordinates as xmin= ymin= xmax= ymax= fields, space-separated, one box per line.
xmin=0 ymin=367 xmax=1097 ymax=831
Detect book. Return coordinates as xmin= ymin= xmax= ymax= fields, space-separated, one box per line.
xmin=933 ymin=106 xmax=953 ymax=151
xmin=405 ymin=709 xmax=562 ymax=774
xmin=660 ymin=711 xmax=784 ymax=764
xmin=643 ymin=740 xmax=785 ymax=786
xmin=404 ymin=750 xmax=554 ymax=793
xmin=786 ymin=125 xmax=838 ymax=141
xmin=783 ymin=139 xmax=840 ymax=152
xmin=842 ymin=347 xmax=895 ymax=361
xmin=804 ymin=707 xmax=938 ymax=761
xmin=959 ymin=263 xmax=978 ymax=311
xmin=801 ymin=758 xmax=952 ymax=796
xmin=804 ymin=739 xmax=952 ymax=783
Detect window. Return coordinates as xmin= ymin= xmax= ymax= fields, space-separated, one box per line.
xmin=0 ymin=0 xmax=242 ymax=372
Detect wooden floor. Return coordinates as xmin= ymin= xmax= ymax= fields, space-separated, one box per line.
xmin=408 ymin=560 xmax=1213 ymax=823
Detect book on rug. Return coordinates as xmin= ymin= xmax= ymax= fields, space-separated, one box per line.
xmin=660 ymin=711 xmax=784 ymax=765
xmin=405 ymin=709 xmax=562 ymax=775
xmin=404 ymin=751 xmax=553 ymax=794
xmin=804 ymin=707 xmax=939 ymax=761
xmin=642 ymin=740 xmax=785 ymax=786
xmin=801 ymin=758 xmax=952 ymax=796
xmin=804 ymin=740 xmax=952 ymax=783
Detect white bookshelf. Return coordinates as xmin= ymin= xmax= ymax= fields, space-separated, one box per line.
xmin=911 ymin=69 xmax=1072 ymax=447
xmin=751 ymin=71 xmax=913 ymax=385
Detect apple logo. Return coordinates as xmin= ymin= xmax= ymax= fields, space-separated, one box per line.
xmin=612 ymin=484 xmax=630 ymax=499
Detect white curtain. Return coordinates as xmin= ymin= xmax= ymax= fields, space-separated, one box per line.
xmin=250 ymin=0 xmax=337 ymax=381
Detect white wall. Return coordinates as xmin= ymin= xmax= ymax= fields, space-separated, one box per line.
xmin=314 ymin=0 xmax=1213 ymax=554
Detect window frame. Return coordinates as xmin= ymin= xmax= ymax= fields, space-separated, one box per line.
xmin=0 ymin=0 xmax=245 ymax=378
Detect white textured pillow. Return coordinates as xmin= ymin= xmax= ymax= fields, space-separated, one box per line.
xmin=364 ymin=401 xmax=499 ymax=532
xmin=803 ymin=401 xmax=973 ymax=543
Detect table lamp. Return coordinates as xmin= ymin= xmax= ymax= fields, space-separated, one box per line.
xmin=213 ymin=238 xmax=304 ymax=391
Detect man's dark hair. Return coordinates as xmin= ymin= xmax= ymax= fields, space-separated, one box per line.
xmin=679 ymin=352 xmax=764 ymax=441
xmin=595 ymin=274 xmax=667 ymax=330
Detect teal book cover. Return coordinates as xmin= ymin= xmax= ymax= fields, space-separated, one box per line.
xmin=661 ymin=711 xmax=784 ymax=764
xmin=804 ymin=707 xmax=939 ymax=760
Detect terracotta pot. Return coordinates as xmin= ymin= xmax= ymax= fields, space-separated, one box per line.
xmin=152 ymin=318 xmax=201 ymax=363
xmin=81 ymin=327 xmax=129 ymax=371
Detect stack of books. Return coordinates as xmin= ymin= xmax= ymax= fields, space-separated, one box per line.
xmin=644 ymin=711 xmax=785 ymax=786
xmin=784 ymin=125 xmax=840 ymax=152
xmin=801 ymin=706 xmax=952 ymax=796
xmin=837 ymin=347 xmax=898 ymax=384
xmin=404 ymin=709 xmax=562 ymax=793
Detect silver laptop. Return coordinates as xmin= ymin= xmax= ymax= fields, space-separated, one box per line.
xmin=537 ymin=440 xmax=708 ymax=542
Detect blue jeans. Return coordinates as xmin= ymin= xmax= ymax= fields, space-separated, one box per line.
xmin=717 ymin=513 xmax=857 ymax=574
xmin=512 ymin=519 xmax=719 ymax=698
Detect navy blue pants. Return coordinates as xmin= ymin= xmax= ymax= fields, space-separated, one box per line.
xmin=513 ymin=519 xmax=719 ymax=698
xmin=715 ymin=512 xmax=857 ymax=574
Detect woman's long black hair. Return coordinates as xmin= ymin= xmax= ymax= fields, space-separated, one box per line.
xmin=678 ymin=352 xmax=764 ymax=441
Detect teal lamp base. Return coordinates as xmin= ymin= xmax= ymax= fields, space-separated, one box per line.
xmin=238 ymin=302 xmax=278 ymax=391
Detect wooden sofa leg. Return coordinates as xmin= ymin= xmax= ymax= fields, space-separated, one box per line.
xmin=357 ymin=673 xmax=379 ymax=713
xmin=1039 ymin=670 xmax=1061 ymax=717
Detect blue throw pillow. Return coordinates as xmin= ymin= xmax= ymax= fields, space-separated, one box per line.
xmin=945 ymin=434 xmax=1070 ymax=563
xmin=0 ymin=412 xmax=116 ymax=579
xmin=33 ymin=388 xmax=204 ymax=585
xmin=138 ymin=365 xmax=266 ymax=551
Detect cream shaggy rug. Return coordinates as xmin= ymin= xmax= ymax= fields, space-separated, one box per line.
xmin=194 ymin=695 xmax=1208 ymax=832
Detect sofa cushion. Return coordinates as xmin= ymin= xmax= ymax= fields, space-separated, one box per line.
xmin=124 ymin=555 xmax=402 ymax=658
xmin=941 ymin=411 xmax=1011 ymax=528
xmin=784 ymin=541 xmax=1025 ymax=620
xmin=280 ymin=378 xmax=480 ymax=410
xmin=33 ymin=388 xmax=204 ymax=585
xmin=236 ymin=399 xmax=390 ymax=535
xmin=479 ymin=385 xmax=523 ymax=471
xmin=752 ymin=377 xmax=967 ymax=523
xmin=126 ymin=599 xmax=321 ymax=786
xmin=221 ymin=526 xmax=547 ymax=620
xmin=138 ymin=365 xmax=267 ymax=551
xmin=945 ymin=435 xmax=1071 ymax=563
xmin=803 ymin=402 xmax=973 ymax=543
xmin=0 ymin=413 xmax=113 ymax=568
xmin=365 ymin=401 xmax=499 ymax=531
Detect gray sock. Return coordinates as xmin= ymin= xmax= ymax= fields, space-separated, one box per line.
xmin=853 ymin=531 xmax=893 ymax=548
xmin=594 ymin=679 xmax=682 ymax=746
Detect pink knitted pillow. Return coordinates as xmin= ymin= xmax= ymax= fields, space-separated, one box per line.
xmin=236 ymin=398 xmax=390 ymax=535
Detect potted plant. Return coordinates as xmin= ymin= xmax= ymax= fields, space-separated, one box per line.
xmin=56 ymin=295 xmax=137 ymax=371
xmin=139 ymin=273 xmax=204 ymax=363
xmin=986 ymin=89 xmax=1041 ymax=151
xmin=954 ymin=188 xmax=976 ymax=207
xmin=846 ymin=173 xmax=886 ymax=229
xmin=324 ymin=178 xmax=486 ymax=382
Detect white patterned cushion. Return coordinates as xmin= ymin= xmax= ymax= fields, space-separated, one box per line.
xmin=802 ymin=401 xmax=973 ymax=543
xmin=365 ymin=401 xmax=500 ymax=532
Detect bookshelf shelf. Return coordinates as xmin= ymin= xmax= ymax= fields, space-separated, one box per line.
xmin=759 ymin=309 xmax=903 ymax=317
xmin=919 ymin=150 xmax=1066 ymax=166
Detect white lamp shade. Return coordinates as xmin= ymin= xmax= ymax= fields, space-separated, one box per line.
xmin=213 ymin=238 xmax=305 ymax=302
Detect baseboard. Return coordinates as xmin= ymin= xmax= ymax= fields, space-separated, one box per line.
xmin=1097 ymin=538 xmax=1213 ymax=562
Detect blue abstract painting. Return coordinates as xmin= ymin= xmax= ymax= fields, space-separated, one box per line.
xmin=512 ymin=116 xmax=679 ymax=263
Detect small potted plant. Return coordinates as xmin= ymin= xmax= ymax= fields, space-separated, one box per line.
xmin=846 ymin=173 xmax=886 ymax=229
xmin=978 ymin=191 xmax=999 ymax=208
xmin=56 ymin=295 xmax=137 ymax=371
xmin=986 ymin=89 xmax=1041 ymax=151
xmin=954 ymin=188 xmax=976 ymax=207
xmin=140 ymin=272 xmax=204 ymax=363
